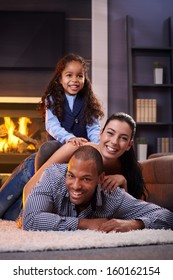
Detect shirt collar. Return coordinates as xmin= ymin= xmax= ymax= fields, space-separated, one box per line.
xmin=91 ymin=184 xmax=103 ymax=210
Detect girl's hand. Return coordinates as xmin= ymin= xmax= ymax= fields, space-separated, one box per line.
xmin=66 ymin=137 xmax=88 ymax=146
xmin=101 ymin=174 xmax=127 ymax=192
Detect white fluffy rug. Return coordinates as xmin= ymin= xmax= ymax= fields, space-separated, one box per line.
xmin=0 ymin=220 xmax=173 ymax=252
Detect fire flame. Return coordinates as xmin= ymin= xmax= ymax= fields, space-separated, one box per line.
xmin=0 ymin=116 xmax=32 ymax=153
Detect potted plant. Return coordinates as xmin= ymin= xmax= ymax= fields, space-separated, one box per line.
xmin=153 ymin=62 xmax=163 ymax=84
xmin=136 ymin=137 xmax=148 ymax=161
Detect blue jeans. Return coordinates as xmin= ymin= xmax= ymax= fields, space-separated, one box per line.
xmin=0 ymin=153 xmax=36 ymax=220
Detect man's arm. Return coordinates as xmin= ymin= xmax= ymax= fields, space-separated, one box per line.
xmin=78 ymin=218 xmax=144 ymax=233
xmin=98 ymin=219 xmax=144 ymax=233
xmin=108 ymin=187 xmax=173 ymax=230
xmin=78 ymin=218 xmax=108 ymax=231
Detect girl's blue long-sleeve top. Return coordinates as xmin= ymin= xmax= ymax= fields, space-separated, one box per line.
xmin=45 ymin=94 xmax=101 ymax=144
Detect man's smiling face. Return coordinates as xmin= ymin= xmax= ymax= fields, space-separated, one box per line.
xmin=66 ymin=156 xmax=104 ymax=212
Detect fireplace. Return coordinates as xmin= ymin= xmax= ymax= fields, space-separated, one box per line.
xmin=0 ymin=97 xmax=47 ymax=173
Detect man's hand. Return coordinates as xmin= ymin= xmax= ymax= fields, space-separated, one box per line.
xmin=78 ymin=218 xmax=108 ymax=231
xmin=98 ymin=219 xmax=144 ymax=233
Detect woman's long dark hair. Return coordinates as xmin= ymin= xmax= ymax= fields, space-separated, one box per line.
xmin=102 ymin=112 xmax=146 ymax=199
xmin=38 ymin=53 xmax=104 ymax=124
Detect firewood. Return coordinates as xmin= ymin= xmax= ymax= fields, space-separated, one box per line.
xmin=17 ymin=142 xmax=30 ymax=153
xmin=14 ymin=130 xmax=39 ymax=149
xmin=29 ymin=128 xmax=41 ymax=139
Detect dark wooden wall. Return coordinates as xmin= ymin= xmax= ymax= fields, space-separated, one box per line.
xmin=1 ymin=0 xmax=173 ymax=115
xmin=0 ymin=0 xmax=91 ymax=97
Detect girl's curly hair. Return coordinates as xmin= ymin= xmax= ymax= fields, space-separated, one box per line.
xmin=38 ymin=53 xmax=104 ymax=125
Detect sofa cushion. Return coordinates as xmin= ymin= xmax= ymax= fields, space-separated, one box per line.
xmin=139 ymin=155 xmax=173 ymax=211
xmin=145 ymin=183 xmax=173 ymax=211
xmin=148 ymin=152 xmax=173 ymax=159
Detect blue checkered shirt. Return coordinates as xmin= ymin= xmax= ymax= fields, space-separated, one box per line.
xmin=23 ymin=164 xmax=173 ymax=231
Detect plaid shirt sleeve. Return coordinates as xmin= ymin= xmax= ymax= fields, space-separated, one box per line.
xmin=98 ymin=187 xmax=173 ymax=230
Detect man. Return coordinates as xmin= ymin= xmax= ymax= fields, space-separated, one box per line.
xmin=22 ymin=146 xmax=173 ymax=232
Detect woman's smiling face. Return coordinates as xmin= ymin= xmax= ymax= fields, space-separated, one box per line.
xmin=99 ymin=119 xmax=133 ymax=161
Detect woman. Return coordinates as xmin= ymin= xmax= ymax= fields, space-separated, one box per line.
xmin=23 ymin=112 xmax=145 ymax=204
xmin=0 ymin=112 xmax=145 ymax=220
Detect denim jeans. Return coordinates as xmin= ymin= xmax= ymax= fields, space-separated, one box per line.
xmin=0 ymin=153 xmax=36 ymax=220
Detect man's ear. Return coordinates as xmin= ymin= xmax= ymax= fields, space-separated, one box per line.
xmin=98 ymin=171 xmax=105 ymax=184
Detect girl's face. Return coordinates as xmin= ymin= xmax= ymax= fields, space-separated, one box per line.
xmin=99 ymin=119 xmax=134 ymax=161
xmin=60 ymin=61 xmax=85 ymax=95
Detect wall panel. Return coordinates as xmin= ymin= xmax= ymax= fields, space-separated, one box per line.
xmin=0 ymin=0 xmax=91 ymax=97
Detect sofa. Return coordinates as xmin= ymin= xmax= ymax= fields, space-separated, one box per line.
xmin=139 ymin=153 xmax=173 ymax=211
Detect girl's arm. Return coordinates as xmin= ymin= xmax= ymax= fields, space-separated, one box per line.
xmin=46 ymin=108 xmax=75 ymax=143
xmin=86 ymin=118 xmax=101 ymax=144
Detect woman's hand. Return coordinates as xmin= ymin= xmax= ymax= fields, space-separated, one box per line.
xmin=101 ymin=174 xmax=127 ymax=192
xmin=66 ymin=137 xmax=88 ymax=146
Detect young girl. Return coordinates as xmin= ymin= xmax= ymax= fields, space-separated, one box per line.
xmin=35 ymin=52 xmax=104 ymax=168
xmin=39 ymin=52 xmax=104 ymax=145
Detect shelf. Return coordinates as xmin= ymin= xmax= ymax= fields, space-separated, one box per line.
xmin=132 ymin=47 xmax=172 ymax=52
xmin=136 ymin=122 xmax=173 ymax=126
xmin=133 ymin=84 xmax=173 ymax=87
xmin=126 ymin=15 xmax=173 ymax=155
